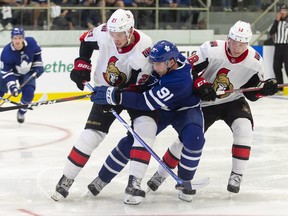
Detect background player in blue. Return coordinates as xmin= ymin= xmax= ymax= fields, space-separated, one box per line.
xmin=0 ymin=27 xmax=44 ymax=123
xmin=90 ymin=40 xmax=205 ymax=204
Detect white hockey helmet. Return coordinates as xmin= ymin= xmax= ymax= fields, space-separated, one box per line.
xmin=107 ymin=9 xmax=134 ymax=36
xmin=228 ymin=20 xmax=252 ymax=43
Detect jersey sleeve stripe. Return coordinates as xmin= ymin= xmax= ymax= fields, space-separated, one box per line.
xmin=148 ymin=89 xmax=166 ymax=107
xmin=143 ymin=92 xmax=154 ymax=110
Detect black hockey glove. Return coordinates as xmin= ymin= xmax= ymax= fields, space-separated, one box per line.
xmin=194 ymin=77 xmax=216 ymax=101
xmin=70 ymin=57 xmax=92 ymax=90
xmin=259 ymin=78 xmax=278 ymax=96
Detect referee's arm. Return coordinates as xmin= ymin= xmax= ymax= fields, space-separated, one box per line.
xmin=269 ymin=20 xmax=279 ymax=35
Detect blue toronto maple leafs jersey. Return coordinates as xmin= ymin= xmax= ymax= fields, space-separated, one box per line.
xmin=120 ymin=55 xmax=200 ymax=111
xmin=0 ymin=37 xmax=43 ymax=83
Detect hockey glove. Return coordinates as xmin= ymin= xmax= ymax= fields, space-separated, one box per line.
xmin=90 ymin=86 xmax=120 ymax=105
xmin=259 ymin=78 xmax=278 ymax=96
xmin=70 ymin=57 xmax=92 ymax=90
xmin=194 ymin=77 xmax=216 ymax=101
xmin=7 ymin=81 xmax=20 ymax=97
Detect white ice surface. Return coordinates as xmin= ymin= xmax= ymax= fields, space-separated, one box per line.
xmin=1 ymin=96 xmax=288 ymax=216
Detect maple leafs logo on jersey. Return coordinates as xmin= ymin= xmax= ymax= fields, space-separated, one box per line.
xmin=16 ymin=53 xmax=32 ymax=75
xmin=103 ymin=56 xmax=127 ymax=86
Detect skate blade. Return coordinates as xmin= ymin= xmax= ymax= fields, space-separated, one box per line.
xmin=81 ymin=190 xmax=94 ymax=198
xmin=228 ymin=191 xmax=238 ymax=199
xmin=124 ymin=194 xmax=143 ymax=205
xmin=145 ymin=187 xmax=152 ymax=194
xmin=191 ymin=177 xmax=210 ymax=190
xmin=178 ymin=191 xmax=193 ymax=202
xmin=51 ymin=192 xmax=64 ymax=201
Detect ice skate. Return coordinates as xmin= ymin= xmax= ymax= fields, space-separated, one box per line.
xmin=175 ymin=181 xmax=196 ymax=202
xmin=17 ymin=111 xmax=25 ymax=123
xmin=227 ymin=171 xmax=242 ymax=193
xmin=51 ymin=175 xmax=74 ymax=201
xmin=86 ymin=176 xmax=108 ymax=197
xmin=147 ymin=171 xmax=166 ymax=192
xmin=124 ymin=175 xmax=145 ymax=205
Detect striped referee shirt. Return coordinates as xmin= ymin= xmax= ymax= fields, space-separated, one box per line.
xmin=269 ymin=19 xmax=288 ymax=44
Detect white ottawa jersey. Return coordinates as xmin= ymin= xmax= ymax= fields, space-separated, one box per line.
xmin=191 ymin=40 xmax=264 ymax=107
xmin=82 ymin=24 xmax=153 ymax=87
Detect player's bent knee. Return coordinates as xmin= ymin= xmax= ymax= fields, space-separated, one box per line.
xmin=21 ymin=85 xmax=35 ymax=103
xmin=231 ymin=118 xmax=253 ymax=144
xmin=181 ymin=124 xmax=205 ymax=151
xmin=117 ymin=135 xmax=134 ymax=158
xmin=74 ymin=129 xmax=106 ymax=155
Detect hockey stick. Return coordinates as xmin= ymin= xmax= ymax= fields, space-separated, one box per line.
xmin=110 ymin=108 xmax=209 ymax=190
xmin=0 ymin=93 xmax=92 ymax=112
xmin=85 ymin=82 xmax=209 ymax=190
xmin=0 ymin=72 xmax=37 ymax=106
xmin=216 ymin=83 xmax=288 ymax=95
xmin=0 ymin=96 xmax=25 ymax=106
xmin=0 ymin=93 xmax=48 ymax=110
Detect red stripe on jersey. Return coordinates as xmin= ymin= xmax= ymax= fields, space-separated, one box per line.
xmin=225 ymin=42 xmax=249 ymax=64
xmin=68 ymin=147 xmax=89 ymax=167
xmin=79 ymin=31 xmax=89 ymax=41
xmin=130 ymin=147 xmax=151 ymax=162
xmin=119 ymin=30 xmax=141 ymax=54
xmin=232 ymin=144 xmax=251 ymax=160
xmin=163 ymin=149 xmax=179 ymax=169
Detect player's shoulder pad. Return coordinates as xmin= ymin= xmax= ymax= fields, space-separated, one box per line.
xmin=25 ymin=37 xmax=37 ymax=44
xmin=79 ymin=23 xmax=107 ymax=42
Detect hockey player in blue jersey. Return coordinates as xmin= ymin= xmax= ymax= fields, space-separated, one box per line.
xmin=89 ymin=40 xmax=205 ymax=204
xmin=0 ymin=27 xmax=44 ymax=123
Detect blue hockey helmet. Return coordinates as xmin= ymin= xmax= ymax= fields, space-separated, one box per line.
xmin=149 ymin=40 xmax=179 ymax=63
xmin=11 ymin=27 xmax=25 ymax=38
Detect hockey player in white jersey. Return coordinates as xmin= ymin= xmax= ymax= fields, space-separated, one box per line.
xmin=51 ymin=9 xmax=157 ymax=202
xmin=146 ymin=20 xmax=279 ymax=194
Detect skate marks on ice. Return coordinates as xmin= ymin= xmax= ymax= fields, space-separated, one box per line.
xmin=0 ymin=99 xmax=288 ymax=215
xmin=0 ymin=120 xmax=71 ymax=153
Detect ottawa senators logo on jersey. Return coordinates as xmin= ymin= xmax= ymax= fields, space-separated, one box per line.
xmin=212 ymin=68 xmax=234 ymax=99
xmin=103 ymin=56 xmax=127 ymax=86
